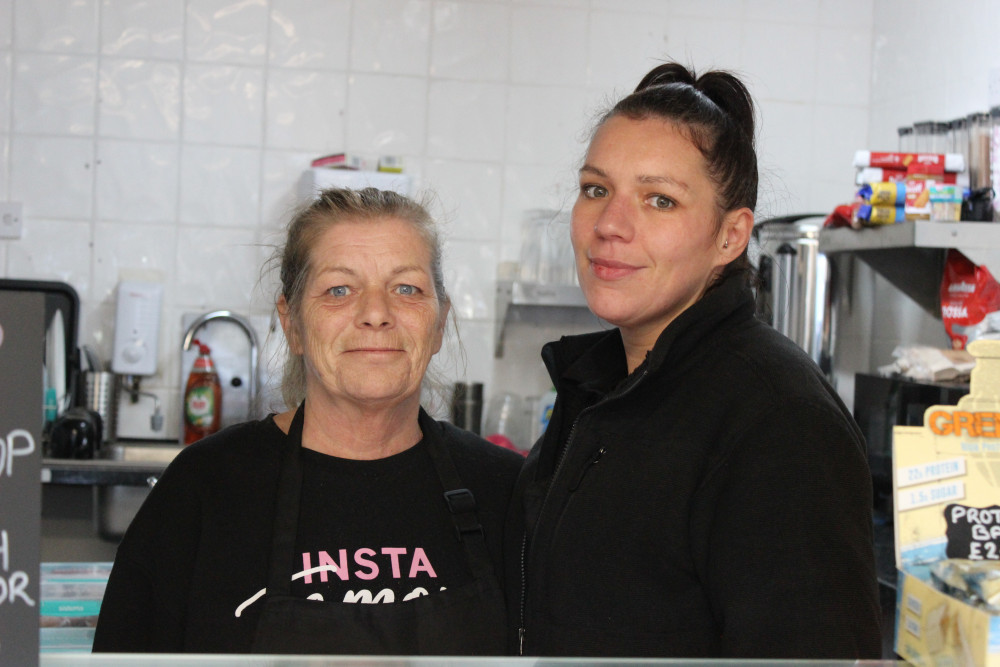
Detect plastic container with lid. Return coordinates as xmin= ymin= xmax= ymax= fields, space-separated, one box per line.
xmin=990 ymin=106 xmax=1000 ymax=221
xmin=897 ymin=126 xmax=914 ymax=152
xmin=968 ymin=111 xmax=992 ymax=190
xmin=932 ymin=121 xmax=950 ymax=154
xmin=949 ymin=117 xmax=969 ymax=164
xmin=913 ymin=121 xmax=935 ymax=153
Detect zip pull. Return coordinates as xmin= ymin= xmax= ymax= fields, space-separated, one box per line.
xmin=569 ymin=447 xmax=606 ymax=491
xmin=519 ymin=627 xmax=525 ymax=655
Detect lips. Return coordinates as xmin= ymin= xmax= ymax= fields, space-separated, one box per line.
xmin=589 ymin=256 xmax=640 ymax=281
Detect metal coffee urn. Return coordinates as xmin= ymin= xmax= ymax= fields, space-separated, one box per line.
xmin=752 ymin=214 xmax=835 ymax=377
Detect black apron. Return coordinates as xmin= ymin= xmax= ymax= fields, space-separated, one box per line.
xmin=251 ymin=404 xmax=507 ymax=655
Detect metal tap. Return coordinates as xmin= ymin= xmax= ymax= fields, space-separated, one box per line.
xmin=182 ymin=310 xmax=260 ymax=423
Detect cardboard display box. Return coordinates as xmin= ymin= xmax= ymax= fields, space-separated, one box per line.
xmin=38 ymin=562 xmax=112 ymax=653
xmin=893 ymin=339 xmax=1000 ymax=666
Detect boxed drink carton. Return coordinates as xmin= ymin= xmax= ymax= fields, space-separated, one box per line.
xmin=38 ymin=562 xmax=112 ymax=653
xmin=893 ymin=339 xmax=1000 ymax=666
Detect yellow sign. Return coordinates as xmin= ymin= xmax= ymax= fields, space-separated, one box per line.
xmin=893 ymin=339 xmax=1000 ymax=667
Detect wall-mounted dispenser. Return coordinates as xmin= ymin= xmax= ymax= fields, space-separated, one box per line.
xmin=111 ymin=281 xmax=163 ymax=376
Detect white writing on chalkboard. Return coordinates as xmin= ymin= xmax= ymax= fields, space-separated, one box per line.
xmin=945 ymin=504 xmax=1000 ymax=560
xmin=0 ymin=429 xmax=34 ymax=479
xmin=951 ymin=505 xmax=1000 ymax=525
xmin=0 ymin=530 xmax=35 ymax=606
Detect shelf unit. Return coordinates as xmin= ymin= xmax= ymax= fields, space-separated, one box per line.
xmin=41 ymin=458 xmax=167 ymax=486
xmin=494 ymin=280 xmax=589 ymax=357
xmin=818 ymin=221 xmax=1000 ymax=317
xmin=41 ymin=443 xmax=180 ymax=486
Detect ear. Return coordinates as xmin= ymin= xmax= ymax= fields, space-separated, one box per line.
xmin=432 ymin=301 xmax=451 ymax=355
xmin=717 ymin=207 xmax=754 ymax=264
xmin=276 ymin=295 xmax=303 ymax=355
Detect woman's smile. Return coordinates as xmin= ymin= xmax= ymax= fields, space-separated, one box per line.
xmin=588 ymin=255 xmax=641 ymax=281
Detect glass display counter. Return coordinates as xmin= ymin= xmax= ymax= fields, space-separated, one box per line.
xmin=39 ymin=655 xmax=905 ymax=667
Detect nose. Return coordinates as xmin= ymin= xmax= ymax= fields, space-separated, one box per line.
xmin=356 ymin=290 xmax=393 ymax=329
xmin=591 ymin=194 xmax=634 ymax=242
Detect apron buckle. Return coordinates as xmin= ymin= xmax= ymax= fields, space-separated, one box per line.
xmin=443 ymin=488 xmax=484 ymax=541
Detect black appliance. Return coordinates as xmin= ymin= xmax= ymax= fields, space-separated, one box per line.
xmin=854 ymin=372 xmax=970 ymax=657
xmin=48 ymin=407 xmax=103 ymax=459
xmin=854 ymin=372 xmax=969 ymax=510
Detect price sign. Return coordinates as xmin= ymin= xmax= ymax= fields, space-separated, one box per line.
xmin=0 ymin=292 xmax=43 ymax=666
xmin=945 ymin=503 xmax=1000 ymax=560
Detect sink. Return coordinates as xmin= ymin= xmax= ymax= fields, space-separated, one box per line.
xmin=94 ymin=442 xmax=183 ymax=542
xmin=98 ymin=441 xmax=182 ymax=465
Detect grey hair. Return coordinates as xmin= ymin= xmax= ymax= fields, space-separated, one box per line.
xmin=272 ymin=187 xmax=449 ymax=409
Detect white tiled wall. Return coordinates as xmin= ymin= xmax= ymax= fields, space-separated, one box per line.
xmin=2 ymin=0 xmax=886 ymax=439
xmin=828 ymin=0 xmax=1000 ymax=411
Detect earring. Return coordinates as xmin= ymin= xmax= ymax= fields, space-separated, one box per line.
xmin=723 ymin=240 xmax=729 ymax=249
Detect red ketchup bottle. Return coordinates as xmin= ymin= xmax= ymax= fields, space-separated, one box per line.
xmin=183 ymin=339 xmax=222 ymax=445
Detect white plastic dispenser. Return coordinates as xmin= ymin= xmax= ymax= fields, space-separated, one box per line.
xmin=111 ymin=281 xmax=163 ymax=376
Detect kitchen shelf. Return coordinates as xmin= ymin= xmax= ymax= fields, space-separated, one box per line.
xmin=41 ymin=459 xmax=165 ymax=486
xmin=41 ymin=443 xmax=180 ymax=487
xmin=819 ymin=220 xmax=1000 ymax=253
xmin=818 ymin=221 xmax=1000 ymax=317
xmin=494 ymin=280 xmax=589 ymax=357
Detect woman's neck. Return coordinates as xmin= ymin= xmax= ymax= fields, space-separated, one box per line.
xmin=275 ymin=395 xmax=423 ymax=460
xmin=621 ymin=327 xmax=661 ymax=374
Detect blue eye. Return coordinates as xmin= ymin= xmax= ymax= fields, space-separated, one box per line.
xmin=329 ymin=285 xmax=350 ymax=297
xmin=396 ymin=284 xmax=418 ymax=296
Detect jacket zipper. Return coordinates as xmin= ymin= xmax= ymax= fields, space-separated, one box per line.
xmin=518 ymin=367 xmax=648 ymax=655
xmin=569 ymin=446 xmax=606 ymax=491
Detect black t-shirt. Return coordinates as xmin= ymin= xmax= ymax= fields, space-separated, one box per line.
xmin=284 ymin=442 xmax=472 ymax=607
xmin=92 ymin=412 xmax=523 ymax=653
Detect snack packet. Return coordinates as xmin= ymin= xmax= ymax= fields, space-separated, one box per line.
xmin=931 ymin=559 xmax=1000 ymax=612
xmin=941 ymin=249 xmax=1000 ymax=349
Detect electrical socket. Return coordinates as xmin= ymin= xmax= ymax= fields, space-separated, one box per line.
xmin=0 ymin=202 xmax=24 ymax=240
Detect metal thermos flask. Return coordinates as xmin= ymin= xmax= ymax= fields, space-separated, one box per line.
xmin=753 ymin=214 xmax=835 ymax=377
xmin=451 ymin=382 xmax=483 ymax=435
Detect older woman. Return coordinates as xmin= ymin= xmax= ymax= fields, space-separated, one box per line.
xmin=505 ymin=63 xmax=882 ymax=659
xmin=93 ymin=187 xmax=522 ymax=655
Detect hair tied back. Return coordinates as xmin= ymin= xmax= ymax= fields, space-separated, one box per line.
xmin=633 ymin=62 xmax=698 ymax=93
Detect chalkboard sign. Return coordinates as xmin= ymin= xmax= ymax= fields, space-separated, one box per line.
xmin=0 ymin=291 xmax=43 ymax=666
xmin=945 ymin=503 xmax=1000 ymax=560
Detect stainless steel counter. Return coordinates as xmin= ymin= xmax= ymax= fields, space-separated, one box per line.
xmin=41 ymin=443 xmax=181 ymax=486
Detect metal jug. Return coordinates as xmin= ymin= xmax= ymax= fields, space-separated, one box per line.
xmin=752 ymin=214 xmax=835 ymax=377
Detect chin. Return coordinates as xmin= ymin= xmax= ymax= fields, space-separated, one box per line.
xmin=582 ymin=291 xmax=630 ymax=326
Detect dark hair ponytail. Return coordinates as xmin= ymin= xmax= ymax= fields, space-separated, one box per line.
xmin=598 ymin=61 xmax=759 ymax=284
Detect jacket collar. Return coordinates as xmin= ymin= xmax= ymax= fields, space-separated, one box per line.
xmin=543 ymin=272 xmax=756 ymax=396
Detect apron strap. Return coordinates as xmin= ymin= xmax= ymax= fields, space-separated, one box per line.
xmin=264 ymin=402 xmax=306 ymax=597
xmin=421 ymin=414 xmax=496 ymax=581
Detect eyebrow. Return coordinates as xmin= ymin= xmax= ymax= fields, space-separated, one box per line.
xmin=316 ymin=264 xmax=428 ymax=278
xmin=579 ymin=163 xmax=690 ymax=191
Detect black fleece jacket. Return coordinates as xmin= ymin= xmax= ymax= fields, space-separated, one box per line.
xmin=505 ymin=272 xmax=882 ymax=659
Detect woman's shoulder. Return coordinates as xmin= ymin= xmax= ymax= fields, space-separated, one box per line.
xmin=719 ymin=318 xmax=831 ymax=390
xmin=421 ymin=413 xmax=524 ymax=477
xmin=167 ymin=415 xmax=287 ymax=474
